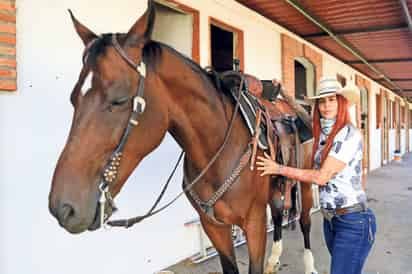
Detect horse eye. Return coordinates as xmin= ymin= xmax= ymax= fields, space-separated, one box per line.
xmin=107 ymin=96 xmax=131 ymax=112
xmin=111 ymin=96 xmax=130 ymax=106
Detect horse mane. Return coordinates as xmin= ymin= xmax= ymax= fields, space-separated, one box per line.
xmin=85 ymin=34 xmax=222 ymax=92
xmin=85 ymin=33 xmax=115 ymax=68
xmin=144 ymin=41 xmax=223 ymax=92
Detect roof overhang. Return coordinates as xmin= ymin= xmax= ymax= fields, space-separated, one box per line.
xmin=236 ymin=0 xmax=412 ymax=101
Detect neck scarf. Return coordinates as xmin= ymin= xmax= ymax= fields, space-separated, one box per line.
xmin=320 ymin=118 xmax=336 ymax=136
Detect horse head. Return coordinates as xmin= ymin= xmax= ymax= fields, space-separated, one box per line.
xmin=48 ymin=1 xmax=170 ymax=233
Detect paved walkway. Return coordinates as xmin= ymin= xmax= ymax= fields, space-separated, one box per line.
xmin=166 ymin=153 xmax=412 ymax=274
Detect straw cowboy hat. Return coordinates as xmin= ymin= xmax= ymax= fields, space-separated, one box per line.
xmin=305 ymin=76 xmax=360 ymax=105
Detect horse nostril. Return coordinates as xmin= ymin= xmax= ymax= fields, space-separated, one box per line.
xmin=59 ymin=203 xmax=75 ymax=226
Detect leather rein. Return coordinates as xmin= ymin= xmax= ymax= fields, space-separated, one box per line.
xmin=81 ymin=34 xmax=248 ymax=229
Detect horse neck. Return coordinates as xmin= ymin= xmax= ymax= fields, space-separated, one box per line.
xmin=153 ymin=48 xmax=249 ymax=173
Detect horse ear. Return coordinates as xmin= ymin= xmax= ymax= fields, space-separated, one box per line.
xmin=68 ymin=9 xmax=98 ymax=46
xmin=125 ymin=0 xmax=156 ymax=46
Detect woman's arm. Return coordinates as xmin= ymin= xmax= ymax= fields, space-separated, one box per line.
xmin=256 ymin=153 xmax=346 ymax=186
xmin=361 ymin=169 xmax=367 ymax=190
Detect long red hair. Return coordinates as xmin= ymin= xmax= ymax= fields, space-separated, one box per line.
xmin=311 ymin=95 xmax=352 ymax=167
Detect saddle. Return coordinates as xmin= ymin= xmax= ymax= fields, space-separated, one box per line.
xmin=220 ymin=72 xmax=280 ymax=149
xmin=219 ymin=71 xmax=310 ymax=145
xmin=218 ymin=71 xmax=313 ymax=213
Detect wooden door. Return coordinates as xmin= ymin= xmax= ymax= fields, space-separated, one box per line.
xmin=381 ymin=94 xmax=389 ymax=165
xmin=360 ymin=87 xmax=369 ymax=171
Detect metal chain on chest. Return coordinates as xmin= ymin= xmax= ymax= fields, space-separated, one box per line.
xmin=188 ymin=147 xmax=252 ymax=212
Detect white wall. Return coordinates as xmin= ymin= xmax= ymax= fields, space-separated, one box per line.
xmin=0 ymin=1 xmax=283 ymax=274
xmin=370 ymin=129 xmax=382 ymax=170
xmin=389 ymin=130 xmax=396 ymax=161
xmin=401 ymin=129 xmax=406 ymax=155
xmin=323 ymin=55 xmax=355 ymax=82
xmin=153 ymin=3 xmax=193 ymax=57
xmin=410 ymin=129 xmax=412 ymax=152
xmin=369 ymin=83 xmax=381 ymax=170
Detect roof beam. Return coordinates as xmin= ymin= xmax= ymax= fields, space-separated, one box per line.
xmin=283 ymin=0 xmax=404 ymax=93
xmin=303 ymin=24 xmax=408 ymax=38
xmin=389 ymin=78 xmax=412 ymax=82
xmin=399 ymin=0 xmax=412 ymax=35
xmin=347 ymin=58 xmax=412 ymax=64
xmin=401 ymin=91 xmax=412 ymax=96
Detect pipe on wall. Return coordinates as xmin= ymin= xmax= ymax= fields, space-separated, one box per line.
xmin=283 ymin=0 xmax=405 ymax=97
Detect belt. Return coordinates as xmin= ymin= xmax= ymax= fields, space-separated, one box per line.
xmin=321 ymin=203 xmax=367 ymax=221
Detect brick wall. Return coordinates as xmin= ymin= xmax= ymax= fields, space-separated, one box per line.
xmin=0 ymin=0 xmax=16 ymax=91
xmin=281 ymin=33 xmax=322 ymax=97
xmin=303 ymin=45 xmax=322 ymax=85
xmin=355 ymin=74 xmax=371 ymax=126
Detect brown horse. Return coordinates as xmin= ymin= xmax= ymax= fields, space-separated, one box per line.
xmin=48 ymin=1 xmax=317 ymax=273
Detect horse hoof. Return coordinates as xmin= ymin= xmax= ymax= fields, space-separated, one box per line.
xmin=264 ymin=261 xmax=280 ymax=274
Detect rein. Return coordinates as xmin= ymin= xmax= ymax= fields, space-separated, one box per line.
xmin=93 ymin=34 xmax=247 ymax=228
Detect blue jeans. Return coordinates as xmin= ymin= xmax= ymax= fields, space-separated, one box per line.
xmin=323 ymin=208 xmax=377 ymax=274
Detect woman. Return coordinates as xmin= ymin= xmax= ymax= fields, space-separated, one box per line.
xmin=257 ymin=76 xmax=376 ymax=274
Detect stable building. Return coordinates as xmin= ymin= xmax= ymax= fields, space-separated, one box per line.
xmin=1 ymin=0 xmax=411 ymax=274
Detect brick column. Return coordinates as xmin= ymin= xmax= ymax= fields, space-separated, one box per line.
xmin=0 ymin=0 xmax=16 ymax=91
xmin=281 ymin=34 xmax=322 ymax=97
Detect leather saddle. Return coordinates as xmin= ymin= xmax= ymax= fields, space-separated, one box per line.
xmin=218 ymin=71 xmax=311 ymax=148
xmin=217 ymin=71 xmax=313 ymax=213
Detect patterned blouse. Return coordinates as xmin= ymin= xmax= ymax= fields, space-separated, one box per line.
xmin=314 ymin=124 xmax=367 ymax=209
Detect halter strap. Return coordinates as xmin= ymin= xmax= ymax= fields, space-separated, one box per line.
xmin=97 ymin=34 xmax=147 ymax=226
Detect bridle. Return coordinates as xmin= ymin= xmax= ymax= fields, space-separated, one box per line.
xmin=81 ymin=33 xmax=247 ymax=229
xmin=82 ymin=34 xmax=148 ymax=227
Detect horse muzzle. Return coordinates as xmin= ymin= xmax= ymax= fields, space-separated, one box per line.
xmin=49 ymin=201 xmax=92 ymax=234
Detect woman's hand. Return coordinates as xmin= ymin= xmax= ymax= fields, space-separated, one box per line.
xmin=271 ymin=78 xmax=281 ymax=87
xmin=256 ymin=152 xmax=282 ymax=176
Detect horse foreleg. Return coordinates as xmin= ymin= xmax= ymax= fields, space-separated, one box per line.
xmin=200 ymin=217 xmax=239 ymax=274
xmin=299 ymin=182 xmax=318 ymax=274
xmin=264 ymin=203 xmax=283 ymax=274
xmin=244 ymin=203 xmax=267 ymax=274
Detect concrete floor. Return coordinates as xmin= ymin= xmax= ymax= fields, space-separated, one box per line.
xmin=165 ymin=153 xmax=412 ymax=274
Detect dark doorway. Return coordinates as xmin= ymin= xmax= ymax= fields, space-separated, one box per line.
xmin=211 ymin=24 xmax=234 ymax=72
xmin=294 ymin=58 xmax=315 ymax=114
xmin=295 ymin=61 xmax=307 ymax=101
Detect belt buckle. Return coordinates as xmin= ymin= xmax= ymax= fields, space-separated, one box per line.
xmin=321 ymin=209 xmax=335 ymax=221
